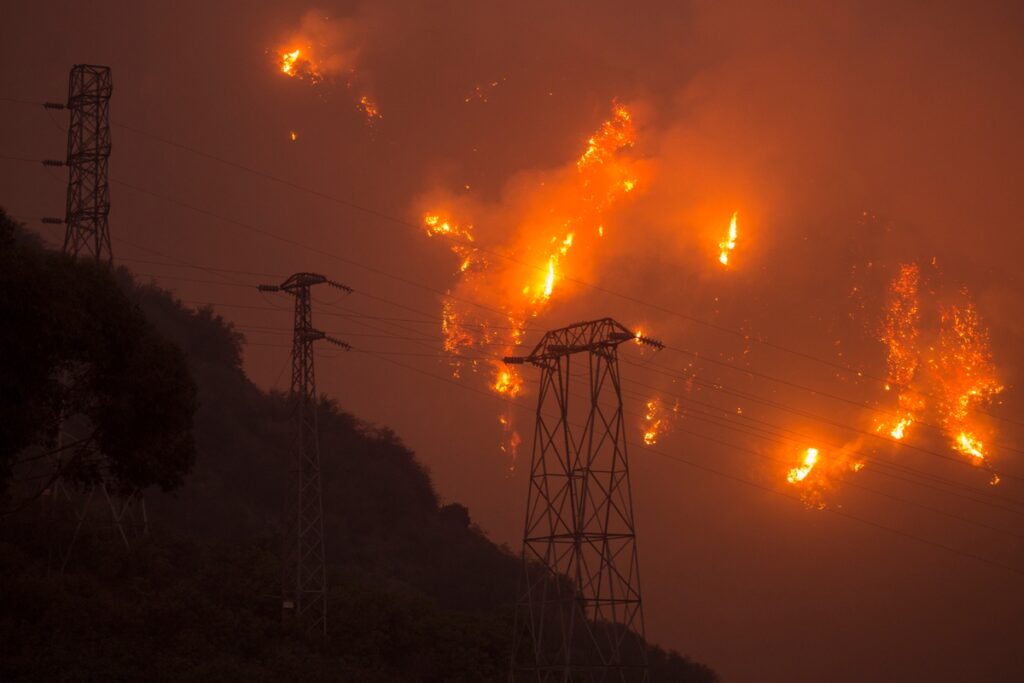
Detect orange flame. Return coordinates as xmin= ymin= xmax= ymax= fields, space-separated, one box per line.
xmin=718 ymin=211 xmax=738 ymax=266
xmin=278 ymin=47 xmax=322 ymax=83
xmin=422 ymin=101 xmax=638 ymax=402
xmin=281 ymin=49 xmax=301 ymax=76
xmin=492 ymin=363 xmax=523 ymax=398
xmin=935 ymin=301 xmax=1003 ymax=463
xmin=876 ymin=264 xmax=923 ymax=440
xmin=785 ymin=445 xmax=865 ymax=508
xmin=786 ymin=447 xmax=819 ymax=484
xmin=873 ymin=266 xmax=1002 ymax=476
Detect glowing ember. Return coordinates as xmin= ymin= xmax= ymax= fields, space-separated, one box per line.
xmin=643 ymin=400 xmax=662 ymax=445
xmin=876 ymin=264 xmax=923 ymax=440
xmin=358 ymin=94 xmax=381 ymax=120
xmin=641 ymin=397 xmax=677 ymax=445
xmin=786 ymin=447 xmax=819 ymax=484
xmin=498 ymin=412 xmax=522 ymax=468
xmin=872 ymin=266 xmax=1003 ymax=477
xmin=289 ymin=130 xmax=298 ymax=141
xmin=934 ymin=301 xmax=1003 ymax=464
xmin=577 ymin=104 xmax=633 ymax=172
xmin=718 ymin=211 xmax=738 ymax=266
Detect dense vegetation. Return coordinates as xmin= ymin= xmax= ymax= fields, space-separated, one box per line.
xmin=0 ymin=211 xmax=716 ymax=681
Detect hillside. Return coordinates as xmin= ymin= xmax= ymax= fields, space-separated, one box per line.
xmin=0 ymin=212 xmax=716 ymax=681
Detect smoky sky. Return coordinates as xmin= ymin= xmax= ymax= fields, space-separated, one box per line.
xmin=3 ymin=1 xmax=1024 ymax=680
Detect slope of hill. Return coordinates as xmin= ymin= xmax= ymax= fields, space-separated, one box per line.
xmin=0 ymin=213 xmax=716 ymax=681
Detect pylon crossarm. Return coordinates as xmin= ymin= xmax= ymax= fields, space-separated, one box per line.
xmin=326 ymin=279 xmax=353 ymax=294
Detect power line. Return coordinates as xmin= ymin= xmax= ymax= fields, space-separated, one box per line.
xmin=346 ymin=345 xmax=1024 ymax=580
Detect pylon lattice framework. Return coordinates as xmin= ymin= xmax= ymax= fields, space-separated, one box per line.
xmin=258 ymin=273 xmax=351 ymax=638
xmin=44 ymin=64 xmax=113 ymax=262
xmin=506 ymin=318 xmax=663 ymax=682
xmin=40 ymin=64 xmax=139 ymax=573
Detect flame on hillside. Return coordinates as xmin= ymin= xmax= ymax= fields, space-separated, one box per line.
xmin=273 ymin=12 xmax=380 ymax=122
xmin=785 ymin=444 xmax=865 ymax=509
xmin=420 ymin=101 xmax=639 ymax=460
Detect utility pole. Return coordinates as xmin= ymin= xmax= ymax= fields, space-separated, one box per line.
xmin=43 ymin=64 xmax=113 ymax=263
xmin=258 ymin=273 xmax=351 ymax=638
xmin=505 ymin=318 xmax=662 ymax=682
xmin=40 ymin=65 xmax=138 ymax=573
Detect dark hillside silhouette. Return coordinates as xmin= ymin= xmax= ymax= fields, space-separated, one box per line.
xmin=0 ymin=211 xmax=716 ymax=681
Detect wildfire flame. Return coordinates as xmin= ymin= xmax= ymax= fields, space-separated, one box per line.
xmin=871 ymin=264 xmax=1003 ymax=479
xmin=421 ymin=102 xmax=638 ymax=461
xmin=718 ymin=211 xmax=738 ymax=266
xmin=641 ymin=397 xmax=679 ymax=446
xmin=278 ymin=47 xmax=322 ymax=83
xmin=934 ymin=301 xmax=1003 ymax=463
xmin=281 ymin=48 xmax=301 ymax=76
xmin=493 ymin=365 xmax=523 ymax=398
xmin=422 ymin=101 xmax=637 ymax=379
xmin=785 ymin=444 xmax=865 ymax=508
xmin=876 ymin=264 xmax=923 ymax=440
xmin=274 ymin=14 xmax=379 ymax=119
xmin=786 ymin=447 xmax=819 ymax=484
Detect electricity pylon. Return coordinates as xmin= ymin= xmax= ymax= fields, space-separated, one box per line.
xmin=39 ymin=64 xmax=137 ymax=573
xmin=258 ymin=273 xmax=351 ymax=638
xmin=505 ymin=318 xmax=663 ymax=682
xmin=43 ymin=64 xmax=113 ymax=263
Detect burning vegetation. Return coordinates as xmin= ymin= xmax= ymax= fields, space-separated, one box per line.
xmin=718 ymin=211 xmax=738 ymax=266
xmin=793 ymin=260 xmax=1005 ymax=506
xmin=419 ymin=102 xmax=640 ymax=462
xmin=275 ymin=12 xmax=380 ymax=123
xmin=785 ymin=445 xmax=866 ymax=509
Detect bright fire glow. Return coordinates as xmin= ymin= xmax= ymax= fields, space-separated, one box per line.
xmin=876 ymin=264 xmax=923 ymax=441
xmin=785 ymin=445 xmax=865 ymax=508
xmin=422 ymin=102 xmax=636 ymax=378
xmin=643 ymin=400 xmax=662 ymax=445
xmin=421 ymin=102 xmax=638 ymax=461
xmin=281 ymin=49 xmax=301 ymax=75
xmin=935 ymin=301 xmax=1003 ymax=464
xmin=872 ymin=263 xmax=1003 ymax=479
xmin=641 ymin=397 xmax=677 ymax=445
xmin=718 ymin=211 xmax=738 ymax=266
xmin=278 ymin=47 xmax=322 ymax=83
xmin=274 ymin=14 xmax=379 ymax=118
xmin=954 ymin=431 xmax=985 ymax=461
xmin=786 ymin=447 xmax=819 ymax=484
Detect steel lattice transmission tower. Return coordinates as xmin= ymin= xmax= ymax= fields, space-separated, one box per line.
xmin=258 ymin=273 xmax=351 ymax=637
xmin=43 ymin=64 xmax=113 ymax=263
xmin=40 ymin=64 xmax=139 ymax=573
xmin=505 ymin=318 xmax=663 ymax=682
